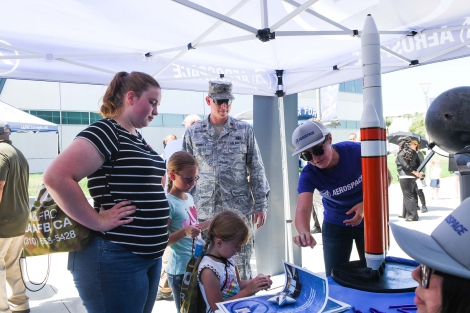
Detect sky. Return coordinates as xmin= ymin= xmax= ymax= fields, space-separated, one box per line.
xmin=382 ymin=56 xmax=470 ymax=117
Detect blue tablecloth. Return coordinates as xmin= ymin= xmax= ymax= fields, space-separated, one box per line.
xmin=328 ymin=277 xmax=416 ymax=313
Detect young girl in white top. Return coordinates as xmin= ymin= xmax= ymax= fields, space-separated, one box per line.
xmin=198 ymin=210 xmax=273 ymax=313
xmin=166 ymin=151 xmax=211 ymax=312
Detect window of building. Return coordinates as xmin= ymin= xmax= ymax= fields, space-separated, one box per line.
xmin=162 ymin=114 xmax=185 ymax=127
xmin=90 ymin=112 xmax=102 ymax=123
xmin=29 ymin=110 xmax=61 ymax=124
xmin=339 ymin=79 xmax=363 ymax=94
xmin=62 ymin=111 xmax=89 ymax=124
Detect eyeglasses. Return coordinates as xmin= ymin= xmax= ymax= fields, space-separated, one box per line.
xmin=212 ymin=98 xmax=232 ymax=106
xmin=174 ymin=172 xmax=200 ymax=184
xmin=419 ymin=264 xmax=443 ymax=288
xmin=300 ymin=137 xmax=328 ymax=161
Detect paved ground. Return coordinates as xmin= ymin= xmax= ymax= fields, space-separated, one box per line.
xmin=15 ymin=177 xmax=460 ymax=313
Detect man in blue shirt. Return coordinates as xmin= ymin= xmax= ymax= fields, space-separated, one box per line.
xmin=291 ymin=121 xmax=364 ymax=276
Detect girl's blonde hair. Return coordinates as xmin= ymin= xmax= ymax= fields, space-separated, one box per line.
xmin=167 ymin=151 xmax=198 ymax=193
xmin=203 ymin=210 xmax=251 ymax=252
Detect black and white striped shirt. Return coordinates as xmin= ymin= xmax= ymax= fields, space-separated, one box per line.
xmin=77 ymin=118 xmax=168 ymax=259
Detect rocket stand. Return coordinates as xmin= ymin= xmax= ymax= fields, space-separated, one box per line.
xmin=331 ymin=259 xmax=418 ymax=293
xmin=454 ymin=147 xmax=470 ymax=201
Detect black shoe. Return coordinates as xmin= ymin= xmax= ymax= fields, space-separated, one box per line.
xmin=11 ymin=310 xmax=30 ymax=313
xmin=421 ymin=206 xmax=428 ymax=213
xmin=398 ymin=215 xmax=404 ymax=218
xmin=310 ymin=226 xmax=322 ymax=234
xmin=405 ymin=218 xmax=418 ymax=221
xmin=156 ymin=291 xmax=173 ymax=301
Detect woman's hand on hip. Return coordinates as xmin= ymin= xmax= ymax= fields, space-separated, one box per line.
xmin=98 ymin=200 xmax=136 ymax=232
xmin=343 ymin=202 xmax=364 ymax=227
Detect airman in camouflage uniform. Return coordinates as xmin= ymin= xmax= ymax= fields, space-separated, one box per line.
xmin=183 ymin=81 xmax=270 ymax=280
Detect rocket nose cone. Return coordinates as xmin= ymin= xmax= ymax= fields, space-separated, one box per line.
xmin=362 ymin=14 xmax=379 ymax=35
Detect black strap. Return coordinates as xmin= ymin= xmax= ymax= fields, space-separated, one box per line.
xmin=19 ymin=255 xmax=51 ymax=292
xmin=98 ymin=127 xmax=121 ymax=206
xmin=205 ymin=253 xmax=233 ymax=291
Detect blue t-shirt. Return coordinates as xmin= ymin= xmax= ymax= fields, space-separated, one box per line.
xmin=167 ymin=193 xmax=200 ymax=275
xmin=297 ymin=141 xmax=363 ymax=227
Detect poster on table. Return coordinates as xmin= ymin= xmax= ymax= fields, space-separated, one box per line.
xmin=216 ymin=261 xmax=350 ymax=313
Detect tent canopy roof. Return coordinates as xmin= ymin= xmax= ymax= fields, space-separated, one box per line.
xmin=0 ymin=100 xmax=58 ymax=133
xmin=1 ymin=0 xmax=470 ymax=96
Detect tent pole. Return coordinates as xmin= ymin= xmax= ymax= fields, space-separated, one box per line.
xmin=153 ymin=0 xmax=250 ymax=77
xmin=270 ymin=0 xmax=318 ymax=31
xmin=172 ymin=0 xmax=257 ymax=33
xmin=275 ymin=70 xmax=294 ymax=264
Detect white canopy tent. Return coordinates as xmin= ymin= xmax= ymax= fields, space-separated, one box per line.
xmin=0 ymin=100 xmax=58 ymax=133
xmin=2 ymin=0 xmax=470 ymax=270
xmin=1 ymin=0 xmax=470 ymax=96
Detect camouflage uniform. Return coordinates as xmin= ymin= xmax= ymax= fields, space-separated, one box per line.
xmin=183 ymin=115 xmax=270 ymax=279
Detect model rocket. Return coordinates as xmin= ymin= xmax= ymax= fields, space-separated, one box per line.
xmin=361 ymin=14 xmax=388 ymax=271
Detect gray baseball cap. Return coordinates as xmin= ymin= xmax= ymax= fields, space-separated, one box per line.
xmin=390 ymin=197 xmax=470 ymax=279
xmin=0 ymin=120 xmax=11 ymax=136
xmin=208 ymin=81 xmax=235 ymax=100
xmin=291 ymin=121 xmax=330 ymax=156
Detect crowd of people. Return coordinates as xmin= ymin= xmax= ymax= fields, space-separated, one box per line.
xmin=1 ymin=72 xmax=468 ymax=313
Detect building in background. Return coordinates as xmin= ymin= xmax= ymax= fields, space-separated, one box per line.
xmin=0 ymin=79 xmax=363 ymax=173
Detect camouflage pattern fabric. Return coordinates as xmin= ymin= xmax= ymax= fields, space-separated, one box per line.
xmin=22 ymin=184 xmax=91 ymax=257
xmin=183 ymin=115 xmax=270 ymax=220
xmin=183 ymin=115 xmax=269 ymax=280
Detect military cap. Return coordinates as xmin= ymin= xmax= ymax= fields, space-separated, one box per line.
xmin=208 ymin=81 xmax=235 ymax=100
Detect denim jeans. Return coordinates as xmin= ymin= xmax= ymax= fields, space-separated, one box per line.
xmin=322 ymin=221 xmax=365 ymax=276
xmin=67 ymin=235 xmax=162 ymax=313
xmin=167 ymin=273 xmax=184 ymax=312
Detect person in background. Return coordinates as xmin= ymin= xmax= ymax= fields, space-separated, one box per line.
xmin=348 ymin=133 xmax=358 ymax=142
xmin=430 ymin=160 xmax=442 ymax=200
xmin=183 ymin=81 xmax=270 ymax=280
xmin=162 ymin=133 xmax=177 ymax=149
xmin=390 ymin=198 xmax=470 ymax=313
xmin=396 ymin=136 xmax=421 ymax=222
xmin=410 ymin=140 xmax=427 ymax=213
xmin=44 ymin=71 xmax=168 ymax=313
xmin=182 ymin=114 xmax=202 ymax=130
xmin=0 ymin=121 xmax=30 ymax=313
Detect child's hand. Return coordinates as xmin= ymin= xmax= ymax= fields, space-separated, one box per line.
xmin=184 ymin=225 xmax=201 ymax=238
xmin=245 ymin=274 xmax=272 ymax=295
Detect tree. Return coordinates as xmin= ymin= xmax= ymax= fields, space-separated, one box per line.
xmin=409 ymin=114 xmax=425 ymax=136
xmin=385 ymin=117 xmax=392 ymax=134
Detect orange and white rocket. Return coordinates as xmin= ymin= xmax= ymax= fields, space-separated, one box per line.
xmin=361 ymin=14 xmax=389 ymax=270
xmin=360 ymin=101 xmax=386 ymax=270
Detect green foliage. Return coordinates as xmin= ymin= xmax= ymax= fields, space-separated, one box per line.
xmin=385 ymin=117 xmax=392 ymax=134
xmin=409 ymin=114 xmax=425 ymax=137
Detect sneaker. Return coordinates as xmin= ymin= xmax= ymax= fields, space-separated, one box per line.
xmin=310 ymin=226 xmax=322 ymax=234
xmin=421 ymin=206 xmax=428 ymax=213
xmin=155 ymin=291 xmax=173 ymax=301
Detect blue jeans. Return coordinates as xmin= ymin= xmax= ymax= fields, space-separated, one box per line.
xmin=322 ymin=221 xmax=365 ymax=276
xmin=167 ymin=273 xmax=184 ymax=312
xmin=67 ymin=235 xmax=162 ymax=313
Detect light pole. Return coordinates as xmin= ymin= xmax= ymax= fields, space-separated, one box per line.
xmin=419 ymin=81 xmax=432 ymax=114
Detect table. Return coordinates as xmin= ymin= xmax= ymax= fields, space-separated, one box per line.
xmin=328 ymin=277 xmax=416 ymax=313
